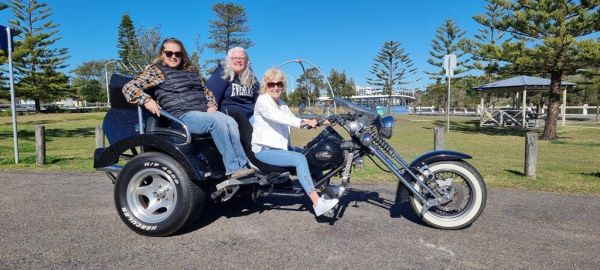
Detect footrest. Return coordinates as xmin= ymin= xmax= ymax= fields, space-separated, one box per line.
xmin=211 ymin=177 xmax=259 ymax=201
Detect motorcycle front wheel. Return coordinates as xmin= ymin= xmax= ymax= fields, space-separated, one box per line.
xmin=410 ymin=161 xmax=486 ymax=230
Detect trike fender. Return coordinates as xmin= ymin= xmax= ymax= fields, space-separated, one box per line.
xmin=94 ymin=134 xmax=210 ymax=183
xmin=409 ymin=150 xmax=472 ymax=168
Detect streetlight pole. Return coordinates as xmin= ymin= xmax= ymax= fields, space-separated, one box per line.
xmin=286 ymin=75 xmax=295 ymax=92
xmin=104 ymin=60 xmax=117 ymax=106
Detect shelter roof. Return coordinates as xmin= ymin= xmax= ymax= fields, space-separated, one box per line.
xmin=474 ymin=75 xmax=576 ymax=92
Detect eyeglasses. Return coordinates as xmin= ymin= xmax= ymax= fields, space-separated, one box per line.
xmin=164 ymin=51 xmax=182 ymax=58
xmin=267 ymin=81 xmax=284 ymax=89
xmin=231 ymin=57 xmax=247 ymax=61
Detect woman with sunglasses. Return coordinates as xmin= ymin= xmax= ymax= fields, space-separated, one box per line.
xmin=123 ymin=38 xmax=254 ymax=179
xmin=206 ymin=47 xmax=259 ymax=119
xmin=251 ymin=68 xmax=339 ymax=217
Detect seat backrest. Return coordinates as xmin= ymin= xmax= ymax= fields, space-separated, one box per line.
xmin=108 ymin=74 xmax=137 ymax=109
xmin=227 ymin=110 xmax=289 ymax=174
xmin=103 ymin=74 xmax=156 ymax=144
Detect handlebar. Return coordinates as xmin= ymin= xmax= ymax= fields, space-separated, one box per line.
xmin=301 ymin=115 xmax=339 ymax=130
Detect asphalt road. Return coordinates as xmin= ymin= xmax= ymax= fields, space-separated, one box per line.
xmin=0 ymin=171 xmax=598 ymax=269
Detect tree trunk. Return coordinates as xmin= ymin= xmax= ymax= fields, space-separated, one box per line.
xmin=541 ymin=71 xmax=562 ymax=140
xmin=34 ymin=98 xmax=42 ymax=113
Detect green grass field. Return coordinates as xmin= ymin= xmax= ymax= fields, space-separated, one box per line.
xmin=1 ymin=112 xmax=599 ymax=195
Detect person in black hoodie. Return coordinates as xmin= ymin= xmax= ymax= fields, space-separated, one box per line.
xmin=206 ymin=47 xmax=260 ymax=119
xmin=122 ymin=38 xmax=253 ymax=179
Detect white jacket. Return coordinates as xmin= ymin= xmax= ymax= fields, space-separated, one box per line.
xmin=251 ymin=94 xmax=302 ymax=152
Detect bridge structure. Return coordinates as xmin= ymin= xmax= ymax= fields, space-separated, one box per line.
xmin=317 ymin=92 xmax=416 ymax=114
xmin=348 ymin=93 xmax=415 ymax=108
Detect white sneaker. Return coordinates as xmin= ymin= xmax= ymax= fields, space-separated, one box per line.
xmin=314 ymin=195 xmax=339 ymax=217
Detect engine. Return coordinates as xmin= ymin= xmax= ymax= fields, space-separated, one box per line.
xmin=304 ymin=126 xmax=344 ymax=171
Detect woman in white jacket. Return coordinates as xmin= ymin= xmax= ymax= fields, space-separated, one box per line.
xmin=251 ymin=68 xmax=338 ymax=217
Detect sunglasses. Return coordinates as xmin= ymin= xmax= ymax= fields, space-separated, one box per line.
xmin=267 ymin=81 xmax=284 ymax=89
xmin=164 ymin=51 xmax=182 ymax=58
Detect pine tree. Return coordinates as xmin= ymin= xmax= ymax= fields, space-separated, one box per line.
xmin=470 ymin=2 xmax=507 ymax=82
xmin=426 ymin=19 xmax=470 ymax=82
xmin=117 ymin=13 xmax=138 ymax=67
xmin=481 ymin=0 xmax=600 ymax=140
xmin=425 ymin=19 xmax=471 ymax=109
xmin=368 ymin=41 xmax=417 ymax=114
xmin=9 ymin=0 xmax=69 ymax=112
xmin=207 ymin=2 xmax=254 ymax=55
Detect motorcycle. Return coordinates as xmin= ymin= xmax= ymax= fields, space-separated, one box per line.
xmin=94 ymin=74 xmax=486 ymax=236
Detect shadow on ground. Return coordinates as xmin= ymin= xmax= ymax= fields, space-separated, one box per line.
xmin=505 ymin=169 xmax=524 ymax=177
xmin=178 ymin=187 xmax=422 ymax=235
xmin=580 ymin=172 xmax=600 ymax=178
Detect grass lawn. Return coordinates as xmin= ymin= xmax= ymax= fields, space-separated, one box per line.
xmin=1 ymin=112 xmax=599 ymax=195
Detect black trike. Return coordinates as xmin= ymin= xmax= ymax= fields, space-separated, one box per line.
xmin=94 ymin=74 xmax=487 ymax=236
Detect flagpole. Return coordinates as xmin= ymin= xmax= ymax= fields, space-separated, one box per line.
xmin=7 ymin=26 xmax=19 ymax=164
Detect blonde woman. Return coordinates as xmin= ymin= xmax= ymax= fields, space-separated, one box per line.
xmin=251 ymin=68 xmax=338 ymax=217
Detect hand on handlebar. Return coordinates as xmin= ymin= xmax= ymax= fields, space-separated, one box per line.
xmin=319 ymin=119 xmax=331 ymax=125
xmin=301 ymin=119 xmax=318 ymax=129
xmin=144 ymin=99 xmax=161 ymax=117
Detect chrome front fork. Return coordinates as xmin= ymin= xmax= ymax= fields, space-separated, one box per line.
xmin=365 ymin=131 xmax=442 ymax=205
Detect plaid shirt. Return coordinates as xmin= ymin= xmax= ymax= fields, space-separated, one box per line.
xmin=122 ymin=65 xmax=217 ymax=109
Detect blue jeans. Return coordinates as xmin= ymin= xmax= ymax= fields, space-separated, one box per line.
xmin=180 ymin=111 xmax=248 ymax=175
xmin=255 ymin=149 xmax=315 ymax=194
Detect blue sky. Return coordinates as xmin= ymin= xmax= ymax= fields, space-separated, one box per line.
xmin=0 ymin=0 xmax=490 ymax=90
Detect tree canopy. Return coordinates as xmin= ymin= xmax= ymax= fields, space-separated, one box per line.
xmin=477 ymin=0 xmax=600 ymax=140
xmin=207 ymin=2 xmax=254 ymax=55
xmin=328 ymin=69 xmax=355 ymax=98
xmin=9 ymin=0 xmax=70 ymax=112
xmin=368 ymin=41 xmax=417 ymax=114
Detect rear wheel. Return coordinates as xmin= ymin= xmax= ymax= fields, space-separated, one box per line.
xmin=410 ymin=161 xmax=486 ymax=229
xmin=114 ymin=152 xmax=205 ymax=236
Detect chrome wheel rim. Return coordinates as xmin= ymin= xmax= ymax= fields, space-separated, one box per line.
xmin=126 ymin=168 xmax=177 ymax=223
xmin=429 ymin=170 xmax=474 ymax=219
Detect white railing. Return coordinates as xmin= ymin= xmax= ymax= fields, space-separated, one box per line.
xmin=409 ymin=106 xmax=478 ymax=115
xmin=409 ymin=104 xmax=600 ymax=118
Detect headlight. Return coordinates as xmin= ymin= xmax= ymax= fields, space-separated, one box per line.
xmin=380 ymin=116 xmax=394 ymax=139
